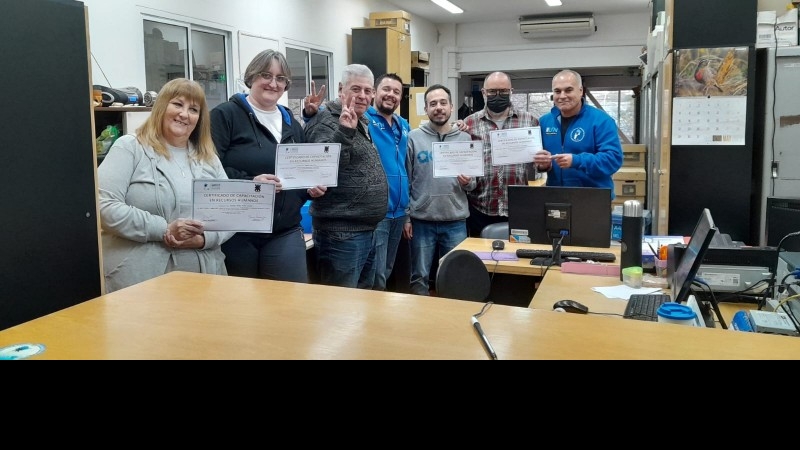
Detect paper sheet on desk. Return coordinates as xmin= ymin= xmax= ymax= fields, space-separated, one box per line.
xmin=591 ymin=285 xmax=663 ymax=300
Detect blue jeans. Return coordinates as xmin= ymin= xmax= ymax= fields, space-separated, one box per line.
xmin=313 ymin=229 xmax=375 ymax=289
xmin=222 ymin=227 xmax=308 ymax=282
xmin=361 ymin=215 xmax=407 ymax=290
xmin=408 ymin=219 xmax=468 ymax=296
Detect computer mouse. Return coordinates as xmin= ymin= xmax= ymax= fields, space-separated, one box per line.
xmin=552 ymin=300 xmax=589 ymax=314
xmin=492 ymin=240 xmax=505 ymax=250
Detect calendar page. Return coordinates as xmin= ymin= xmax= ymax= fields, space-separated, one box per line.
xmin=672 ymin=96 xmax=746 ymax=145
xmin=671 ymin=47 xmax=749 ymax=146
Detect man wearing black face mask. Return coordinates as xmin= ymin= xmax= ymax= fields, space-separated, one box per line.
xmin=462 ymin=72 xmax=540 ymax=237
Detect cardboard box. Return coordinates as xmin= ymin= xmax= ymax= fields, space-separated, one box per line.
xmin=613 ymin=167 xmax=646 ymax=181
xmin=369 ymin=10 xmax=411 ymax=34
xmin=621 ymin=144 xmax=646 ymax=167
xmin=411 ymin=51 xmax=429 ymax=69
xmin=615 ymin=180 xmax=645 ymax=197
xmin=776 ymin=8 xmax=798 ymax=47
xmin=757 ymin=10 xmax=777 ymax=49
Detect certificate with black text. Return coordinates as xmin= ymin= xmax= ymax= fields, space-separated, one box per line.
xmin=192 ymin=179 xmax=275 ymax=232
xmin=489 ymin=127 xmax=542 ymax=166
xmin=275 ymin=143 xmax=341 ymax=189
xmin=432 ymin=141 xmax=484 ymax=178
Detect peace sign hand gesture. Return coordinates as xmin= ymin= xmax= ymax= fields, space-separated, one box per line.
xmin=339 ymin=96 xmax=358 ymax=129
xmin=303 ymin=80 xmax=327 ymax=117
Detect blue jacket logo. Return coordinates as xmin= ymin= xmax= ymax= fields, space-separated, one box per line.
xmin=545 ymin=126 xmax=559 ymax=135
xmin=570 ymin=128 xmax=586 ymax=142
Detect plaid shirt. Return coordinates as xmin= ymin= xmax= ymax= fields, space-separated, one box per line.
xmin=463 ymin=107 xmax=540 ymax=217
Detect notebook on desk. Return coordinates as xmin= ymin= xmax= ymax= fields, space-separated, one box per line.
xmin=624 ymin=208 xmax=718 ymax=326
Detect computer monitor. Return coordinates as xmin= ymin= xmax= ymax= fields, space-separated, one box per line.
xmin=507 ymin=185 xmax=612 ymax=248
xmin=671 ymin=208 xmax=718 ymax=304
xmin=766 ymin=197 xmax=800 ymax=251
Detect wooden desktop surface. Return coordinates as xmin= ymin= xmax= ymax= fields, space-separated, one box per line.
xmin=1 ymin=271 xmax=799 ymax=359
xmin=454 ymin=237 xmax=621 ymax=277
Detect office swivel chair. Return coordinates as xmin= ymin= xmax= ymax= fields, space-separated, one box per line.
xmin=480 ymin=222 xmax=509 ymax=239
xmin=435 ymin=250 xmax=491 ymax=302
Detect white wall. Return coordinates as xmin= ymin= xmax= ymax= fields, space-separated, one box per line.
xmin=421 ymin=11 xmax=649 ymax=100
xmin=82 ymin=0 xmax=439 ymax=91
xmin=81 ymin=0 xmax=647 ymax=99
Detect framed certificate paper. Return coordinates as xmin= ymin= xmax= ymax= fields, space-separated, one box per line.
xmin=432 ymin=141 xmax=484 ymax=178
xmin=489 ymin=126 xmax=542 ymax=166
xmin=275 ymin=143 xmax=341 ymax=189
xmin=192 ymin=179 xmax=276 ymax=232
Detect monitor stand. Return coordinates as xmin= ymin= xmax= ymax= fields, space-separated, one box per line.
xmin=531 ymin=237 xmax=564 ymax=267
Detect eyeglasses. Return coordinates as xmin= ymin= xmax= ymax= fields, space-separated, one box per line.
xmin=258 ymin=72 xmax=289 ymax=86
xmin=348 ymin=85 xmax=375 ymax=96
xmin=484 ymin=89 xmax=512 ymax=97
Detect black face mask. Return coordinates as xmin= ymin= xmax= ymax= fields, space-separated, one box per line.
xmin=487 ymin=94 xmax=511 ymax=113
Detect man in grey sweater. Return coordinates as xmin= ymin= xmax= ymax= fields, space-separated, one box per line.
xmin=304 ymin=64 xmax=389 ymax=288
xmin=404 ymin=84 xmax=476 ymax=296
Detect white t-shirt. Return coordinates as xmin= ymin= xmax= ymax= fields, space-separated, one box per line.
xmin=247 ymin=98 xmax=283 ymax=140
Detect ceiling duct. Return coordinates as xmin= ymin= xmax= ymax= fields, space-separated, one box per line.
xmin=519 ymin=13 xmax=596 ymax=39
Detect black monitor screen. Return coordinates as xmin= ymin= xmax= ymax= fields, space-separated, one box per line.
xmin=507 ymin=186 xmax=612 ymax=248
xmin=672 ymin=208 xmax=718 ymax=303
xmin=766 ymin=197 xmax=800 ymax=251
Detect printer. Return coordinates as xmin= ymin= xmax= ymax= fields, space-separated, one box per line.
xmin=667 ymin=233 xmax=776 ymax=303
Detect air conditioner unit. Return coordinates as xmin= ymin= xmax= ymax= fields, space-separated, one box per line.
xmin=519 ymin=14 xmax=596 ymax=38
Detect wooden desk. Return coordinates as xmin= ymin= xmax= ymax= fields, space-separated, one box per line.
xmin=532 ymin=270 xmax=752 ymax=326
xmin=453 ymin=238 xmax=621 ymax=277
xmin=1 ymin=271 xmax=799 ymax=359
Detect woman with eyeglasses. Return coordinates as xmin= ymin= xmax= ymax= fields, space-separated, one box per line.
xmin=210 ymin=49 xmax=326 ymax=282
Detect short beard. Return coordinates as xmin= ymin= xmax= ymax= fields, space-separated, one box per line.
xmin=430 ymin=116 xmax=449 ymax=127
xmin=376 ymin=102 xmax=396 ymax=115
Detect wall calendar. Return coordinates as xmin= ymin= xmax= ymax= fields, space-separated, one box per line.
xmin=671 ymin=46 xmax=749 ymax=146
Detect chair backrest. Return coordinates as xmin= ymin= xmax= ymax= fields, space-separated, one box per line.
xmin=480 ymin=222 xmax=509 ymax=239
xmin=435 ymin=250 xmax=491 ymax=302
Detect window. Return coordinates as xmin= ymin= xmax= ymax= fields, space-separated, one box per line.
xmin=143 ymin=19 xmax=230 ymax=110
xmin=514 ymin=90 xmax=637 ymax=143
xmin=285 ymin=45 xmax=332 ymax=122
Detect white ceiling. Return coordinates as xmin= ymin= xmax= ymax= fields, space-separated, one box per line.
xmin=385 ymin=0 xmax=652 ymax=25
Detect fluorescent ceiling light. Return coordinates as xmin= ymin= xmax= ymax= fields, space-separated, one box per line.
xmin=431 ymin=0 xmax=464 ymax=14
xmin=545 ymin=0 xmax=563 ymax=6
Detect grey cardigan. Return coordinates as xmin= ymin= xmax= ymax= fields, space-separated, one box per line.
xmin=98 ymin=134 xmax=233 ymax=293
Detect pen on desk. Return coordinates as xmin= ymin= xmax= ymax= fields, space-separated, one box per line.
xmin=471 ymin=316 xmax=498 ymax=360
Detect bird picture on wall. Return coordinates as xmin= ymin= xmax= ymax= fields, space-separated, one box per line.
xmin=673 ymin=47 xmax=749 ymax=97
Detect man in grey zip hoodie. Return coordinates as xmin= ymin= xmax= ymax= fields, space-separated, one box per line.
xmin=403 ymin=84 xmax=476 ymax=296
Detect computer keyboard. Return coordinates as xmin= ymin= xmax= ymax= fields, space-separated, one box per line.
xmin=623 ymin=294 xmax=671 ymax=321
xmin=515 ymin=249 xmax=616 ymax=262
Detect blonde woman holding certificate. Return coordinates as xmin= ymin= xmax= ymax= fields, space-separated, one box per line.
xmin=98 ymin=79 xmax=233 ymax=293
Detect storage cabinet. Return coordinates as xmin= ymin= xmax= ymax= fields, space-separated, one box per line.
xmin=1 ymin=0 xmax=103 ymax=330
xmin=351 ymin=27 xmax=411 ymax=83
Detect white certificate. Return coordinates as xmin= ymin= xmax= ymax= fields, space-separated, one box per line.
xmin=432 ymin=141 xmax=484 ymax=178
xmin=489 ymin=126 xmax=542 ymax=166
xmin=275 ymin=143 xmax=341 ymax=189
xmin=192 ymin=179 xmax=275 ymax=232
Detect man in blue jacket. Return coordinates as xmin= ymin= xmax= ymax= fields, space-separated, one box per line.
xmin=361 ymin=73 xmax=411 ymax=290
xmin=534 ymin=70 xmax=622 ymax=197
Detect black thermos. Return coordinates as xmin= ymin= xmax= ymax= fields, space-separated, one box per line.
xmin=619 ymin=199 xmax=643 ymax=281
